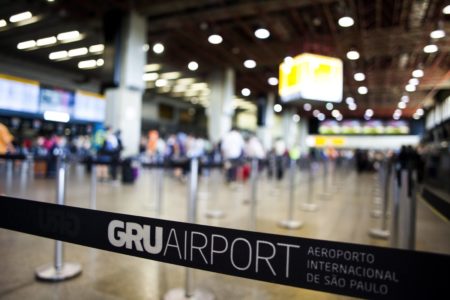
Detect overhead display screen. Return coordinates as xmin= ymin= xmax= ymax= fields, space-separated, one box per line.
xmin=319 ymin=120 xmax=410 ymax=135
xmin=39 ymin=85 xmax=75 ymax=114
xmin=279 ymin=53 xmax=343 ymax=103
xmin=74 ymin=91 xmax=106 ymax=122
xmin=0 ymin=73 xmax=40 ymax=114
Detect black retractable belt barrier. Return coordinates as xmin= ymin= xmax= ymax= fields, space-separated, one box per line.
xmin=1 ymin=195 xmax=449 ymax=299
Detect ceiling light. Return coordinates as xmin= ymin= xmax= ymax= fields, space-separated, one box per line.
xmin=292 ymin=114 xmax=300 ymax=123
xmin=303 ymin=103 xmax=312 ymax=111
xmin=177 ymin=78 xmax=196 ymax=85
xmin=345 ymin=97 xmax=354 ymax=105
xmin=57 ymin=30 xmax=80 ymax=41
xmin=17 ymin=40 xmax=36 ymax=50
xmin=268 ymin=77 xmax=278 ymax=86
xmin=405 ymin=84 xmax=416 ymax=92
xmin=49 ymin=50 xmax=68 ymax=60
xmin=358 ymin=86 xmax=368 ymax=94
xmin=142 ymin=73 xmax=159 ymax=81
xmin=317 ymin=113 xmax=325 ymax=121
xmin=401 ymin=95 xmax=410 ymax=103
xmin=393 ymin=114 xmax=400 ymax=120
xmin=188 ymin=61 xmax=198 ymax=71
xmin=68 ymin=47 xmax=88 ymax=57
xmin=398 ymin=102 xmax=406 ymax=109
xmin=96 ymin=59 xmax=104 ymax=66
xmin=153 ymin=43 xmax=164 ymax=54
xmin=78 ymin=60 xmax=97 ymax=69
xmin=354 ymin=72 xmax=365 ymax=81
xmin=409 ymin=78 xmax=419 ymax=85
xmin=144 ymin=64 xmax=161 ymax=72
xmin=394 ymin=109 xmax=402 ymax=115
xmin=142 ymin=44 xmax=149 ymax=52
xmin=0 ymin=19 xmax=7 ymax=28
xmin=326 ymin=103 xmax=333 ymax=110
xmin=241 ymin=88 xmax=251 ymax=97
xmin=244 ymin=59 xmax=256 ymax=69
xmin=348 ymin=103 xmax=357 ymax=110
xmin=338 ymin=16 xmax=354 ymax=27
xmin=336 ymin=114 xmax=343 ymax=121
xmin=9 ymin=11 xmax=32 ymax=23
xmin=331 ymin=109 xmax=340 ymax=118
xmin=444 ymin=5 xmax=450 ymax=14
xmin=155 ymin=79 xmax=168 ymax=87
xmin=313 ymin=109 xmax=320 ymax=117
xmin=89 ymin=44 xmax=104 ymax=53
xmin=36 ymin=36 xmax=57 ymax=47
xmin=412 ymin=69 xmax=424 ymax=78
xmin=190 ymin=83 xmax=208 ymax=90
xmin=365 ymin=109 xmax=374 ymax=117
xmin=160 ymin=72 xmax=181 ymax=80
xmin=423 ymin=44 xmax=438 ymax=53
xmin=208 ymin=34 xmax=223 ymax=44
xmin=43 ymin=111 xmax=70 ymax=123
xmin=274 ymin=104 xmax=282 ymax=112
xmin=254 ymin=28 xmax=270 ymax=39
xmin=430 ymin=29 xmax=445 ymax=39
xmin=416 ymin=108 xmax=424 ymax=116
xmin=346 ymin=50 xmax=360 ymax=60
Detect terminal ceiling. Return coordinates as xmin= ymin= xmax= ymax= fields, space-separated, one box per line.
xmin=0 ymin=0 xmax=449 ymax=119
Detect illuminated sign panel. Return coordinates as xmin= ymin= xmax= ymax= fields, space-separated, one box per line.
xmin=0 ymin=74 xmax=40 ymax=113
xmin=279 ymin=53 xmax=343 ymax=103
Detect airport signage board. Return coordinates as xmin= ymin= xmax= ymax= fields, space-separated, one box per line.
xmin=0 ymin=73 xmax=40 ymax=114
xmin=279 ymin=53 xmax=343 ymax=103
xmin=0 ymin=196 xmax=448 ymax=299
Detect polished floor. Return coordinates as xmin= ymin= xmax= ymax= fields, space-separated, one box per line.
xmin=0 ymin=160 xmax=449 ymax=300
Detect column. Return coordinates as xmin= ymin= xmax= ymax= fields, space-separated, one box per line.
xmin=104 ymin=11 xmax=146 ymax=156
xmin=207 ymin=68 xmax=235 ymax=144
xmin=256 ymin=93 xmax=275 ymax=151
xmin=298 ymin=118 xmax=309 ymax=156
xmin=282 ymin=109 xmax=298 ymax=150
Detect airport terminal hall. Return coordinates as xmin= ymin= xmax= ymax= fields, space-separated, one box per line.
xmin=1 ymin=0 xmax=450 ymax=299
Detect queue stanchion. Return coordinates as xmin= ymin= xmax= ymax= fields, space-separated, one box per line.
xmin=398 ymin=169 xmax=417 ymax=250
xmin=300 ymin=160 xmax=318 ymax=212
xmin=205 ymin=167 xmax=224 ymax=218
xmin=370 ymin=167 xmax=383 ymax=218
xmin=320 ymin=159 xmax=330 ymax=200
xmin=36 ymin=155 xmax=82 ymax=281
xmin=156 ymin=167 xmax=164 ymax=216
xmin=164 ymin=157 xmax=214 ymax=300
xmin=90 ymin=163 xmax=97 ymax=209
xmin=278 ymin=158 xmax=303 ymax=229
xmin=390 ymin=164 xmax=401 ymax=248
xmin=369 ymin=161 xmax=390 ymax=239
xmin=249 ymin=158 xmax=259 ymax=230
xmin=5 ymin=159 xmax=13 ymax=195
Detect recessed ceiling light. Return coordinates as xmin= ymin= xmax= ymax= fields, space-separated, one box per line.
xmin=313 ymin=109 xmax=320 ymax=117
xmin=9 ymin=11 xmax=32 ymax=23
xmin=405 ymin=84 xmax=416 ymax=92
xmin=36 ymin=36 xmax=57 ymax=47
xmin=17 ymin=40 xmax=36 ymax=50
xmin=153 ymin=43 xmax=164 ymax=54
xmin=155 ymin=79 xmax=168 ymax=87
xmin=68 ymin=47 xmax=88 ymax=57
xmin=268 ymin=77 xmax=278 ymax=86
xmin=241 ymin=88 xmax=251 ymax=96
xmin=208 ymin=34 xmax=223 ymax=44
xmin=365 ymin=109 xmax=374 ymax=117
xmin=416 ymin=108 xmax=424 ymax=116
xmin=430 ymin=29 xmax=445 ymax=39
xmin=345 ymin=97 xmax=354 ymax=105
xmin=89 ymin=44 xmax=104 ymax=53
xmin=423 ymin=44 xmax=438 ymax=53
xmin=444 ymin=5 xmax=450 ymax=14
xmin=254 ymin=28 xmax=270 ymax=39
xmin=96 ymin=59 xmax=104 ymax=66
xmin=243 ymin=59 xmax=256 ymax=69
xmin=409 ymin=78 xmax=419 ymax=85
xmin=303 ymin=103 xmax=312 ymax=111
xmin=393 ymin=114 xmax=400 ymax=120
xmin=398 ymin=102 xmax=406 ymax=109
xmin=354 ymin=72 xmax=365 ymax=81
xmin=401 ymin=95 xmax=410 ymax=103
xmin=273 ymin=104 xmax=282 ymax=112
xmin=331 ymin=109 xmax=340 ymax=118
xmin=142 ymin=44 xmax=149 ymax=52
xmin=357 ymin=86 xmax=368 ymax=94
xmin=317 ymin=113 xmax=325 ymax=121
xmin=326 ymin=103 xmax=333 ymax=110
xmin=338 ymin=16 xmax=354 ymax=27
xmin=78 ymin=60 xmax=97 ymax=69
xmin=49 ymin=50 xmax=68 ymax=60
xmin=0 ymin=19 xmax=7 ymax=28
xmin=144 ymin=64 xmax=161 ymax=72
xmin=160 ymin=72 xmax=181 ymax=80
xmin=412 ymin=69 xmax=424 ymax=78
xmin=188 ymin=61 xmax=198 ymax=71
xmin=348 ymin=103 xmax=357 ymax=110
xmin=292 ymin=114 xmax=300 ymax=123
xmin=57 ymin=30 xmax=80 ymax=41
xmin=346 ymin=50 xmax=360 ymax=60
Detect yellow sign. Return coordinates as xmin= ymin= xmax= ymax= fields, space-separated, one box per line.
xmin=279 ymin=53 xmax=343 ymax=103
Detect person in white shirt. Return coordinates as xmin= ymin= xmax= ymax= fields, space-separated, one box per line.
xmin=221 ymin=128 xmax=244 ymax=183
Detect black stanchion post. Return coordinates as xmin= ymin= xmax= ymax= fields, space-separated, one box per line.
xmin=35 ymin=155 xmax=82 ymax=281
xmin=278 ymin=158 xmax=303 ymax=229
xmin=164 ymin=158 xmax=214 ymax=300
xmin=90 ymin=164 xmax=97 ymax=209
xmin=398 ymin=169 xmax=417 ymax=250
xmin=390 ymin=165 xmax=401 ymax=248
